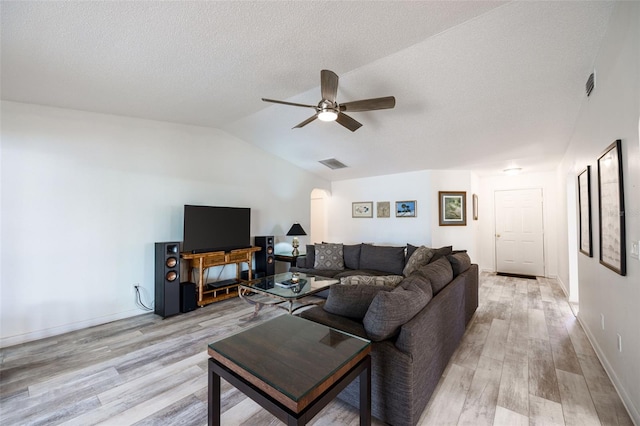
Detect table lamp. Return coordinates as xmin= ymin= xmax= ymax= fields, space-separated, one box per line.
xmin=286 ymin=223 xmax=307 ymax=256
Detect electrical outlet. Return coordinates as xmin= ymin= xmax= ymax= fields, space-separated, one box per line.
xmin=631 ymin=240 xmax=640 ymax=260
xmin=601 ymin=314 xmax=605 ymax=330
xmin=617 ymin=334 xmax=622 ymax=352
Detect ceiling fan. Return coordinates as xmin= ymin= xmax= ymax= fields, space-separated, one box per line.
xmin=262 ymin=69 xmax=396 ymax=132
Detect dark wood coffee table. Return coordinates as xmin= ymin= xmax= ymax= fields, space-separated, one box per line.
xmin=207 ymin=315 xmax=371 ymax=425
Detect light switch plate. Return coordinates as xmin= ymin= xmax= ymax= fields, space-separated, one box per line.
xmin=631 ymin=240 xmax=640 ymax=260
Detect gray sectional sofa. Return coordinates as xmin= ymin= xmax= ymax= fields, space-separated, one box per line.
xmin=293 ymin=243 xmax=478 ymax=426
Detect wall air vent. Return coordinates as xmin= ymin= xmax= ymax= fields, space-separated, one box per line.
xmin=586 ymin=71 xmax=595 ymax=97
xmin=319 ymin=158 xmax=348 ymax=170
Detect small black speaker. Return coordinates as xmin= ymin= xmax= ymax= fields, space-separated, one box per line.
xmin=155 ymin=242 xmax=181 ymax=318
xmin=180 ymin=282 xmax=197 ymax=313
xmin=254 ymin=236 xmax=275 ymax=276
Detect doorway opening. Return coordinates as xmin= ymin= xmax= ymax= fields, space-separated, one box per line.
xmin=310 ymin=188 xmax=330 ymax=244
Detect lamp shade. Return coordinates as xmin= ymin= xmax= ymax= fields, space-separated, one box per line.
xmin=286 ymin=223 xmax=307 ymax=236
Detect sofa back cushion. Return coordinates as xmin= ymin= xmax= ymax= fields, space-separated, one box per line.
xmin=414 ymin=256 xmax=453 ymax=295
xmin=359 ymin=244 xmax=405 ymax=275
xmin=302 ymin=244 xmax=316 ymax=269
xmin=447 ymin=252 xmax=471 ymax=277
xmin=363 ymin=277 xmax=433 ymax=341
xmin=324 ymin=284 xmax=392 ymax=320
xmin=343 ymin=244 xmax=362 ymax=269
xmin=314 ymin=243 xmax=345 ymax=270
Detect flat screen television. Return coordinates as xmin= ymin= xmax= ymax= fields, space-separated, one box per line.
xmin=182 ymin=205 xmax=251 ymax=253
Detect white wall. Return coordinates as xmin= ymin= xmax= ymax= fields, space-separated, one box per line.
xmin=557 ymin=2 xmax=640 ymax=421
xmin=326 ymin=170 xmax=478 ymax=261
xmin=477 ymin=171 xmax=559 ymax=279
xmin=0 ymin=101 xmax=329 ymax=347
xmin=327 ymin=171 xmax=432 ymax=246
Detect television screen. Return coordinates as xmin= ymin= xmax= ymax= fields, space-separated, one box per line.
xmin=183 ymin=205 xmax=251 ymax=253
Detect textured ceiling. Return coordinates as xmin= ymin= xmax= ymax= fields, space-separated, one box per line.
xmin=1 ymin=1 xmax=615 ymax=180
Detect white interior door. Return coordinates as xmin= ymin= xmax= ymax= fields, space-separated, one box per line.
xmin=495 ymin=188 xmax=545 ymax=276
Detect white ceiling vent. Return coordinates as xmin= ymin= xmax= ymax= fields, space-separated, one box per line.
xmin=319 ymin=158 xmax=348 ymax=170
xmin=586 ymin=71 xmax=595 ymax=96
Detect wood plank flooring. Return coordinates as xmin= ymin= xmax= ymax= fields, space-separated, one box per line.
xmin=0 ymin=273 xmax=633 ymax=425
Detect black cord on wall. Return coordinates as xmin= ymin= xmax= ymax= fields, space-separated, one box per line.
xmin=135 ymin=285 xmax=153 ymax=311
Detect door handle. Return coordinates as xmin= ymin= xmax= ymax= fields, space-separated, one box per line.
xmin=496 ymin=234 xmax=501 ymax=238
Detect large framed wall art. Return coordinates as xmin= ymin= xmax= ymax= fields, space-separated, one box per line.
xmin=597 ymin=140 xmax=626 ymax=275
xmin=578 ymin=166 xmax=592 ymax=257
xmin=438 ymin=191 xmax=466 ymax=226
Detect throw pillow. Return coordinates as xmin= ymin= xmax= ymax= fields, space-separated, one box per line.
xmin=359 ymin=245 xmax=405 ymax=275
xmin=363 ymin=280 xmax=432 ymax=341
xmin=323 ymin=284 xmax=392 ymax=320
xmin=447 ymin=252 xmax=471 ymax=277
xmin=428 ymin=245 xmax=453 ymax=263
xmin=314 ymin=243 xmax=345 ymax=270
xmin=339 ymin=275 xmax=404 ymax=288
xmin=343 ymin=244 xmax=362 ymax=269
xmin=402 ymin=245 xmax=435 ymax=277
xmin=414 ymin=256 xmax=453 ymax=295
xmin=406 ymin=243 xmax=419 ymax=260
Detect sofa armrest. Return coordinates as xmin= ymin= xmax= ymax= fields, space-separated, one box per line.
xmin=296 ymin=255 xmax=309 ymax=268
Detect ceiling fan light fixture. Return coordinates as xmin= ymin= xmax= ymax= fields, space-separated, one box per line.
xmin=318 ymin=110 xmax=338 ymax=122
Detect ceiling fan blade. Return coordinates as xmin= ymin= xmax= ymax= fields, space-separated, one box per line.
xmin=339 ymin=96 xmax=396 ymax=112
xmin=321 ymin=70 xmax=339 ymax=103
xmin=262 ymin=98 xmax=316 ymax=109
xmin=335 ymin=112 xmax=362 ymax=132
xmin=293 ymin=114 xmax=318 ymax=129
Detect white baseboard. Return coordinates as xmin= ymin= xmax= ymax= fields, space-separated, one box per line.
xmin=555 ymin=275 xmax=570 ymax=298
xmin=577 ymin=315 xmax=640 ymax=425
xmin=0 ymin=308 xmax=148 ymax=348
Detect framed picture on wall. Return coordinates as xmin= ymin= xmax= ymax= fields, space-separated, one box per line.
xmin=472 ymin=194 xmax=479 ymax=221
xmin=597 ymin=140 xmax=625 ymax=275
xmin=439 ymin=191 xmax=466 ymax=226
xmin=352 ymin=201 xmax=373 ymax=218
xmin=578 ymin=166 xmax=592 ymax=257
xmin=395 ymin=200 xmax=416 ymax=217
xmin=377 ymin=201 xmax=390 ymax=218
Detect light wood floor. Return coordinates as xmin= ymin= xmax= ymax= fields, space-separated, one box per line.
xmin=0 ymin=273 xmax=633 ymax=425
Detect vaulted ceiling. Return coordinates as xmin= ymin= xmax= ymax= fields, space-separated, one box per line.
xmin=1 ymin=1 xmax=615 ymax=180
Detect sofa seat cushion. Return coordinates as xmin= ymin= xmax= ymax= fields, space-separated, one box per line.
xmin=359 ymin=244 xmax=405 ymax=275
xmin=333 ymin=269 xmax=396 ymax=279
xmin=289 ymin=267 xmax=343 ymax=278
xmin=415 ymin=256 xmax=453 ymax=295
xmin=298 ymin=306 xmax=368 ymax=339
xmin=324 ymin=284 xmax=393 ymax=320
xmin=339 ymin=274 xmax=404 ymax=288
xmin=363 ymin=278 xmax=433 ymax=341
xmin=314 ymin=243 xmax=345 ymax=270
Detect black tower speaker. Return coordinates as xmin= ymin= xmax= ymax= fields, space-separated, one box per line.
xmin=254 ymin=236 xmax=275 ymax=276
xmin=154 ymin=242 xmax=181 ymax=318
xmin=180 ymin=282 xmax=197 ymax=313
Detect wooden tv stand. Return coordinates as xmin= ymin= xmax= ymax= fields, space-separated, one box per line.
xmin=181 ymin=247 xmax=261 ymax=307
